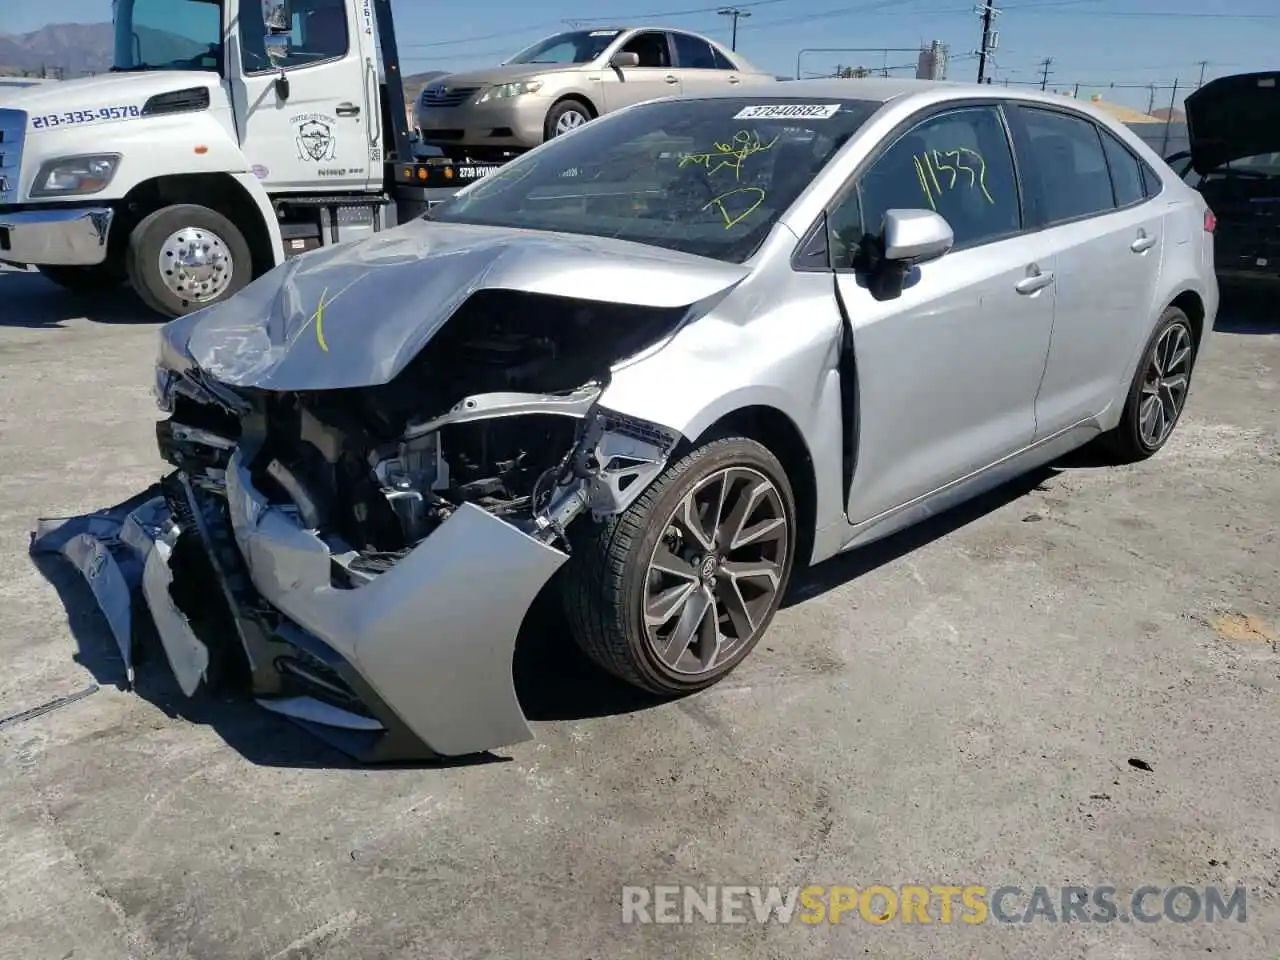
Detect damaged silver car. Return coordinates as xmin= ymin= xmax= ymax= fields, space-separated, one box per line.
xmin=34 ymin=80 xmax=1217 ymax=761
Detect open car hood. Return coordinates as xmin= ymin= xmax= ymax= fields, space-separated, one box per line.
xmin=1185 ymin=71 xmax=1280 ymax=175
xmin=161 ymin=218 xmax=749 ymax=392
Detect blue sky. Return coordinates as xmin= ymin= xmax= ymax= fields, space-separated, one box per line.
xmin=2 ymin=0 xmax=1278 ymax=110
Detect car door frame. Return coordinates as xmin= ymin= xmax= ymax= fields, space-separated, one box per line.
xmin=668 ymin=30 xmax=740 ymax=94
xmin=790 ymin=96 xmax=1063 ymax=534
xmin=597 ymin=29 xmax=682 ymax=110
xmin=1002 ymin=101 xmax=1169 ymax=438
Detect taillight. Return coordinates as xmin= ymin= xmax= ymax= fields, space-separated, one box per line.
xmin=1203 ymin=209 xmax=1216 ymax=233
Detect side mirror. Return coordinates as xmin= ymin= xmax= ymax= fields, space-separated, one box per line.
xmin=264 ymin=33 xmax=291 ymax=68
xmin=264 ymin=0 xmax=293 ymax=34
xmin=610 ymin=51 xmax=641 ymax=69
xmin=882 ymin=208 xmax=954 ymax=265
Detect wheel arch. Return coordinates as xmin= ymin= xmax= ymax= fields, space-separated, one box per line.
xmin=116 ymin=172 xmax=281 ymax=277
xmin=690 ymin=404 xmax=819 ymax=569
xmin=549 ymin=93 xmax=599 ymax=122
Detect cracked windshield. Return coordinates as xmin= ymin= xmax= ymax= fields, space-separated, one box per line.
xmin=428 ymin=98 xmax=879 ymax=262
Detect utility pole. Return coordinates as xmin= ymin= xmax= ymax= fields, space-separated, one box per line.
xmin=974 ymin=0 xmax=999 ymax=84
xmin=1146 ymin=83 xmax=1157 ymax=115
xmin=1195 ymin=59 xmax=1208 ymax=89
xmin=717 ymin=7 xmax=751 ymax=51
xmin=1160 ymin=78 xmax=1180 ymax=155
xmin=1038 ymin=56 xmax=1053 ymax=90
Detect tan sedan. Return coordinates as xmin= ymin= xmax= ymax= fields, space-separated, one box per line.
xmin=415 ymin=26 xmax=775 ymax=160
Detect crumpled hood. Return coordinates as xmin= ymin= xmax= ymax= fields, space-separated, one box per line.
xmin=161 ymin=218 xmax=750 ymax=392
xmin=1185 ymin=71 xmax=1280 ymax=175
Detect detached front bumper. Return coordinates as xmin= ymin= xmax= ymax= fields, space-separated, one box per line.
xmin=32 ymin=459 xmax=569 ymax=762
xmin=0 ymin=205 xmax=114 ymax=267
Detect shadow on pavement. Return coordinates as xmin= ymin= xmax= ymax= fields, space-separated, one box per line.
xmin=0 ymin=269 xmax=159 ymax=327
xmin=1214 ymin=289 xmax=1279 ymax=335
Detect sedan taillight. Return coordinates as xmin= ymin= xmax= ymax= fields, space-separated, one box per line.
xmin=1204 ymin=209 xmax=1216 ymax=233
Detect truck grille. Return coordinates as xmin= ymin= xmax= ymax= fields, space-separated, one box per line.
xmin=420 ymin=86 xmax=479 ymax=109
xmin=0 ymin=108 xmax=25 ymax=204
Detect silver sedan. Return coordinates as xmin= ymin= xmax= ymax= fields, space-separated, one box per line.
xmin=35 ymin=79 xmax=1218 ymax=762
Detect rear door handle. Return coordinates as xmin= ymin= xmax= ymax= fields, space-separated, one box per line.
xmin=728 ymin=75 xmax=741 ymax=84
xmin=1015 ymin=266 xmax=1055 ymax=295
xmin=336 ymin=102 xmax=361 ymax=117
xmin=664 ymin=75 xmax=679 ymax=84
xmin=1130 ymin=230 xmax=1157 ymax=253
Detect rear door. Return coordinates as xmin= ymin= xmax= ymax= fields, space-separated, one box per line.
xmin=229 ymin=0 xmax=376 ymax=194
xmin=598 ymin=31 xmax=681 ymax=110
xmin=1006 ymin=105 xmax=1166 ymax=436
xmin=670 ymin=32 xmax=741 ymax=96
xmin=828 ymin=103 xmax=1057 ymax=524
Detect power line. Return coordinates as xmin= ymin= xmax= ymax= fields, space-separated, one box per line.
xmin=717 ymin=7 xmax=752 ymax=50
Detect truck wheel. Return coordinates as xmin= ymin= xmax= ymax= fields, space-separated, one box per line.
xmin=36 ymin=263 xmax=125 ymax=294
xmin=543 ymin=99 xmax=592 ymax=140
xmin=562 ymin=437 xmax=797 ymax=695
xmin=125 ymin=204 xmax=251 ymax=318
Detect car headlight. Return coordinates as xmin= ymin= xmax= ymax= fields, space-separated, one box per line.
xmin=477 ymin=79 xmax=544 ymax=103
xmin=29 ymin=154 xmax=121 ymax=198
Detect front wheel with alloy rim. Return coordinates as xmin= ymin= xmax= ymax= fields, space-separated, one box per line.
xmin=543 ymin=100 xmax=592 ymax=140
xmin=563 ymin=437 xmax=797 ymax=695
xmin=125 ymin=204 xmax=252 ymax=318
xmin=1101 ymin=305 xmax=1198 ymax=462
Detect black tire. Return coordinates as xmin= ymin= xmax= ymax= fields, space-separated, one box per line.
xmin=543 ymin=99 xmax=593 ymax=141
xmin=36 ymin=263 xmax=125 ymax=294
xmin=125 ymin=204 xmax=252 ymax=318
xmin=562 ymin=436 xmax=797 ymax=695
xmin=1100 ymin=305 xmax=1198 ymax=463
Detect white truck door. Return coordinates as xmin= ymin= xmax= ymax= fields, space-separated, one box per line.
xmin=229 ymin=0 xmax=375 ymax=193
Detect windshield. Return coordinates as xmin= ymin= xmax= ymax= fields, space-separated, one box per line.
xmin=112 ymin=0 xmax=223 ymax=72
xmin=428 ymin=98 xmax=879 ymax=263
xmin=506 ymin=29 xmax=622 ymax=65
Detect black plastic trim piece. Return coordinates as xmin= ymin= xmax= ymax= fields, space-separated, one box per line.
xmin=141 ymin=87 xmax=211 ymax=117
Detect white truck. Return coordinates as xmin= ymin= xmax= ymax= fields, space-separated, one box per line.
xmin=0 ymin=0 xmax=501 ymax=317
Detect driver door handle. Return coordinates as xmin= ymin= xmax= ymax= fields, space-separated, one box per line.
xmin=336 ymin=102 xmax=361 ymax=117
xmin=1015 ymin=264 xmax=1055 ymax=295
xmin=664 ymin=75 xmax=679 ymax=84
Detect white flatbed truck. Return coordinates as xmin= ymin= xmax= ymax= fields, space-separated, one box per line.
xmin=0 ymin=0 xmax=503 ymax=317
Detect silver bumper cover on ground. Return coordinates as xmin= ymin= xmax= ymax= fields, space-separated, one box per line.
xmin=0 ymin=206 xmax=114 ymax=266
xmin=31 ymin=460 xmax=570 ymax=761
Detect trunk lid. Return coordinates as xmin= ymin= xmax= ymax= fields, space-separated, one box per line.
xmin=1185 ymin=71 xmax=1280 ymax=175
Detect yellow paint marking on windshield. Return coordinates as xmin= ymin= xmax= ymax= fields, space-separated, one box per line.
xmin=680 ymin=129 xmax=779 ymax=182
xmin=313 ymin=287 xmax=330 ymax=352
xmin=703 ymin=187 xmax=767 ymax=229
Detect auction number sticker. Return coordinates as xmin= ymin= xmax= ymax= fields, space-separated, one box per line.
xmin=733 ymin=103 xmax=841 ymax=120
xmin=31 ymin=105 xmax=142 ymax=129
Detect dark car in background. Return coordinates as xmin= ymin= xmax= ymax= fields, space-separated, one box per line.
xmin=1169 ymin=71 xmax=1280 ymax=289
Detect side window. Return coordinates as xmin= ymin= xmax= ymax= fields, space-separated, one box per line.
xmin=827 ymin=188 xmax=862 ymax=267
xmin=620 ymin=31 xmax=672 ymax=68
xmin=855 ymin=105 xmax=1021 ymax=250
xmin=241 ymin=0 xmax=349 ymax=73
xmin=1139 ymin=156 xmax=1165 ymax=197
xmin=671 ymin=32 xmax=718 ymax=69
xmin=1017 ymin=107 xmax=1116 ymax=224
xmin=1099 ymin=129 xmax=1145 ymax=207
xmin=711 ymin=47 xmax=737 ymax=70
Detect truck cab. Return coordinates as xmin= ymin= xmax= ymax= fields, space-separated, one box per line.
xmin=0 ymin=0 xmax=487 ymax=316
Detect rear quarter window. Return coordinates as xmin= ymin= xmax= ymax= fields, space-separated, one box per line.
xmin=1099 ymin=129 xmax=1146 ymax=207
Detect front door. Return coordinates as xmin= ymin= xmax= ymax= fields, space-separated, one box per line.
xmin=828 ymin=104 xmax=1056 ymax=524
xmin=598 ymin=31 xmax=681 ymax=111
xmin=228 ymin=0 xmax=375 ymax=194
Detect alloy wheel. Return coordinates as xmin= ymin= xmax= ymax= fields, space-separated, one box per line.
xmin=157 ymin=226 xmax=234 ymax=304
xmin=643 ymin=467 xmax=789 ymax=676
xmin=554 ymin=110 xmax=587 ymax=135
xmin=1139 ymin=320 xmax=1193 ymax=448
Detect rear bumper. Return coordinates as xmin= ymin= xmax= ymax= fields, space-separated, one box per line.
xmin=0 ymin=205 xmax=114 ymax=267
xmin=32 ymin=457 xmax=569 ymax=762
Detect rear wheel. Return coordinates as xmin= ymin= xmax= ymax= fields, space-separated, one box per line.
xmin=125 ymin=204 xmax=251 ymax=318
xmin=1100 ymin=305 xmax=1197 ymax=462
xmin=563 ymin=437 xmax=797 ymax=695
xmin=36 ymin=263 xmax=125 ymax=294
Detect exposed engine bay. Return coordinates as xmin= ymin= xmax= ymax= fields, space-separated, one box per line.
xmin=32 ymin=288 xmax=686 ymax=761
